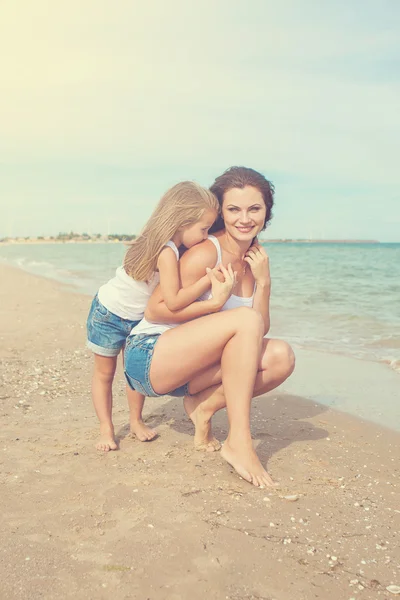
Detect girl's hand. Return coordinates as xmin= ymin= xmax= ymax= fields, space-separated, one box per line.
xmin=206 ymin=263 xmax=236 ymax=308
xmin=244 ymin=245 xmax=271 ymax=287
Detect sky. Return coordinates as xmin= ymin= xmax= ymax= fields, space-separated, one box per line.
xmin=0 ymin=0 xmax=399 ymax=241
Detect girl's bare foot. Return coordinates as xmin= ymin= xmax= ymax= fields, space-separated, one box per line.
xmin=96 ymin=423 xmax=118 ymax=452
xmin=184 ymin=395 xmax=221 ymax=452
xmin=221 ymin=439 xmax=278 ymax=487
xmin=130 ymin=419 xmax=158 ymax=442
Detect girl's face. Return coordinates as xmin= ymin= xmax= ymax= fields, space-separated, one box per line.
xmin=181 ymin=208 xmax=217 ymax=248
xmin=222 ymin=186 xmax=266 ymax=242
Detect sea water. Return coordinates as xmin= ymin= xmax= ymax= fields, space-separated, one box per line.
xmin=1 ymin=241 xmax=399 ymax=374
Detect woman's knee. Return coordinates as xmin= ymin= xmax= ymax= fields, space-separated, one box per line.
xmin=265 ymin=339 xmax=296 ymax=376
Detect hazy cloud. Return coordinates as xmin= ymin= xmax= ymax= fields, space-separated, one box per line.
xmin=1 ymin=0 xmax=399 ymax=239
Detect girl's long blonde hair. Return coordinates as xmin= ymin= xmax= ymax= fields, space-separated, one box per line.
xmin=124 ymin=181 xmax=219 ymax=281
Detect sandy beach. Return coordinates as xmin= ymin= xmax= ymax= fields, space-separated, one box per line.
xmin=1 ymin=262 xmax=399 ymax=600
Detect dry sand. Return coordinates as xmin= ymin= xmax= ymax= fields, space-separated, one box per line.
xmin=0 ymin=263 xmax=399 ymax=600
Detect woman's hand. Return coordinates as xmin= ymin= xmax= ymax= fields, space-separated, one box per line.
xmin=244 ymin=245 xmax=271 ymax=288
xmin=206 ymin=263 xmax=236 ymax=309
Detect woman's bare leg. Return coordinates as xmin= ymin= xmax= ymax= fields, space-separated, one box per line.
xmin=92 ymin=354 xmax=118 ymax=452
xmin=183 ymin=338 xmax=295 ymax=452
xmin=184 ymin=389 xmax=226 ymax=451
xmin=219 ymin=331 xmax=279 ymax=487
xmin=184 ymin=372 xmax=224 ymax=452
xmin=149 ymin=307 xmax=272 ymax=487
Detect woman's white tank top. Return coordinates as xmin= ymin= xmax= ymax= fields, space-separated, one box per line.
xmin=129 ymin=236 xmax=256 ymax=336
xmin=198 ymin=236 xmax=255 ymax=310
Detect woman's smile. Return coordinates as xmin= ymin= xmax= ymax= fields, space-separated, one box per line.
xmin=235 ymin=225 xmax=255 ymax=234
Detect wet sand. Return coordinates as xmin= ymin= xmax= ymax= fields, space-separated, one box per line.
xmin=1 ymin=263 xmax=399 ymax=600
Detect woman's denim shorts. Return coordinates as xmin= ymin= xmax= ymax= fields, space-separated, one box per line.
xmin=124 ymin=334 xmax=190 ymax=398
xmin=86 ymin=295 xmax=140 ymax=357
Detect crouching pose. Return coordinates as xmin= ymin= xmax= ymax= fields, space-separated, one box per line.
xmin=124 ymin=167 xmax=295 ymax=486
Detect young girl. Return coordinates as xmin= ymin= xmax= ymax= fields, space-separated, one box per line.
xmin=87 ymin=181 xmax=219 ymax=452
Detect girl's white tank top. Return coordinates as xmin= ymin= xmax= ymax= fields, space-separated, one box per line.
xmin=97 ymin=240 xmax=178 ymax=321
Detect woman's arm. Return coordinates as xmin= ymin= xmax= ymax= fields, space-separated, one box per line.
xmin=157 ymin=246 xmax=211 ymax=311
xmin=245 ymin=245 xmax=271 ymax=334
xmin=145 ymin=240 xmax=221 ymax=324
xmin=253 ymin=282 xmax=271 ymax=334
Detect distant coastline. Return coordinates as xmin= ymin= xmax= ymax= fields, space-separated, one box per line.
xmin=0 ymin=232 xmax=135 ymax=245
xmin=0 ymin=233 xmax=381 ymax=245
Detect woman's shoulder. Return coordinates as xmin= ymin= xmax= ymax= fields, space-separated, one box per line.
xmin=180 ymin=238 xmax=219 ymax=270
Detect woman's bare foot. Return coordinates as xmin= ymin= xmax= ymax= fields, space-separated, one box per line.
xmin=130 ymin=419 xmax=158 ymax=442
xmin=184 ymin=395 xmax=221 ymax=452
xmin=221 ymin=439 xmax=278 ymax=487
xmin=96 ymin=423 xmax=118 ymax=452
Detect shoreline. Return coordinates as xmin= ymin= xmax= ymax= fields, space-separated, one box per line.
xmin=1 ymin=261 xmax=399 ymax=599
xmin=0 ymin=257 xmax=93 ymax=297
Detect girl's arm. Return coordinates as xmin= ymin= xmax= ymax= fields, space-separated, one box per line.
xmin=146 ymin=241 xmax=221 ymax=323
xmin=157 ymin=247 xmax=211 ymax=311
xmin=244 ymin=245 xmax=271 ymax=334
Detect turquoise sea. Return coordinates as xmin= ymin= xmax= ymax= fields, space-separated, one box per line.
xmin=1 ymin=241 xmax=399 ymax=375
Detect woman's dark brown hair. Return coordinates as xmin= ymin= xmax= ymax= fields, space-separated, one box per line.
xmin=209 ymin=166 xmax=274 ymax=234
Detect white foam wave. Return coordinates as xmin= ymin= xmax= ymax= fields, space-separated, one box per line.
xmin=382 ymin=358 xmax=400 ymax=374
xmin=15 ymin=257 xmax=56 ymax=270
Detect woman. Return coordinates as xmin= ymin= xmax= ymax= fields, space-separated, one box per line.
xmin=125 ymin=167 xmax=295 ymax=487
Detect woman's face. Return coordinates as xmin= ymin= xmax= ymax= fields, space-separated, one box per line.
xmin=222 ymin=186 xmax=266 ymax=242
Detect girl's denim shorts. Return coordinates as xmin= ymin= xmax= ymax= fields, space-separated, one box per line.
xmin=124 ymin=334 xmax=190 ymax=398
xmin=86 ymin=295 xmax=140 ymax=357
